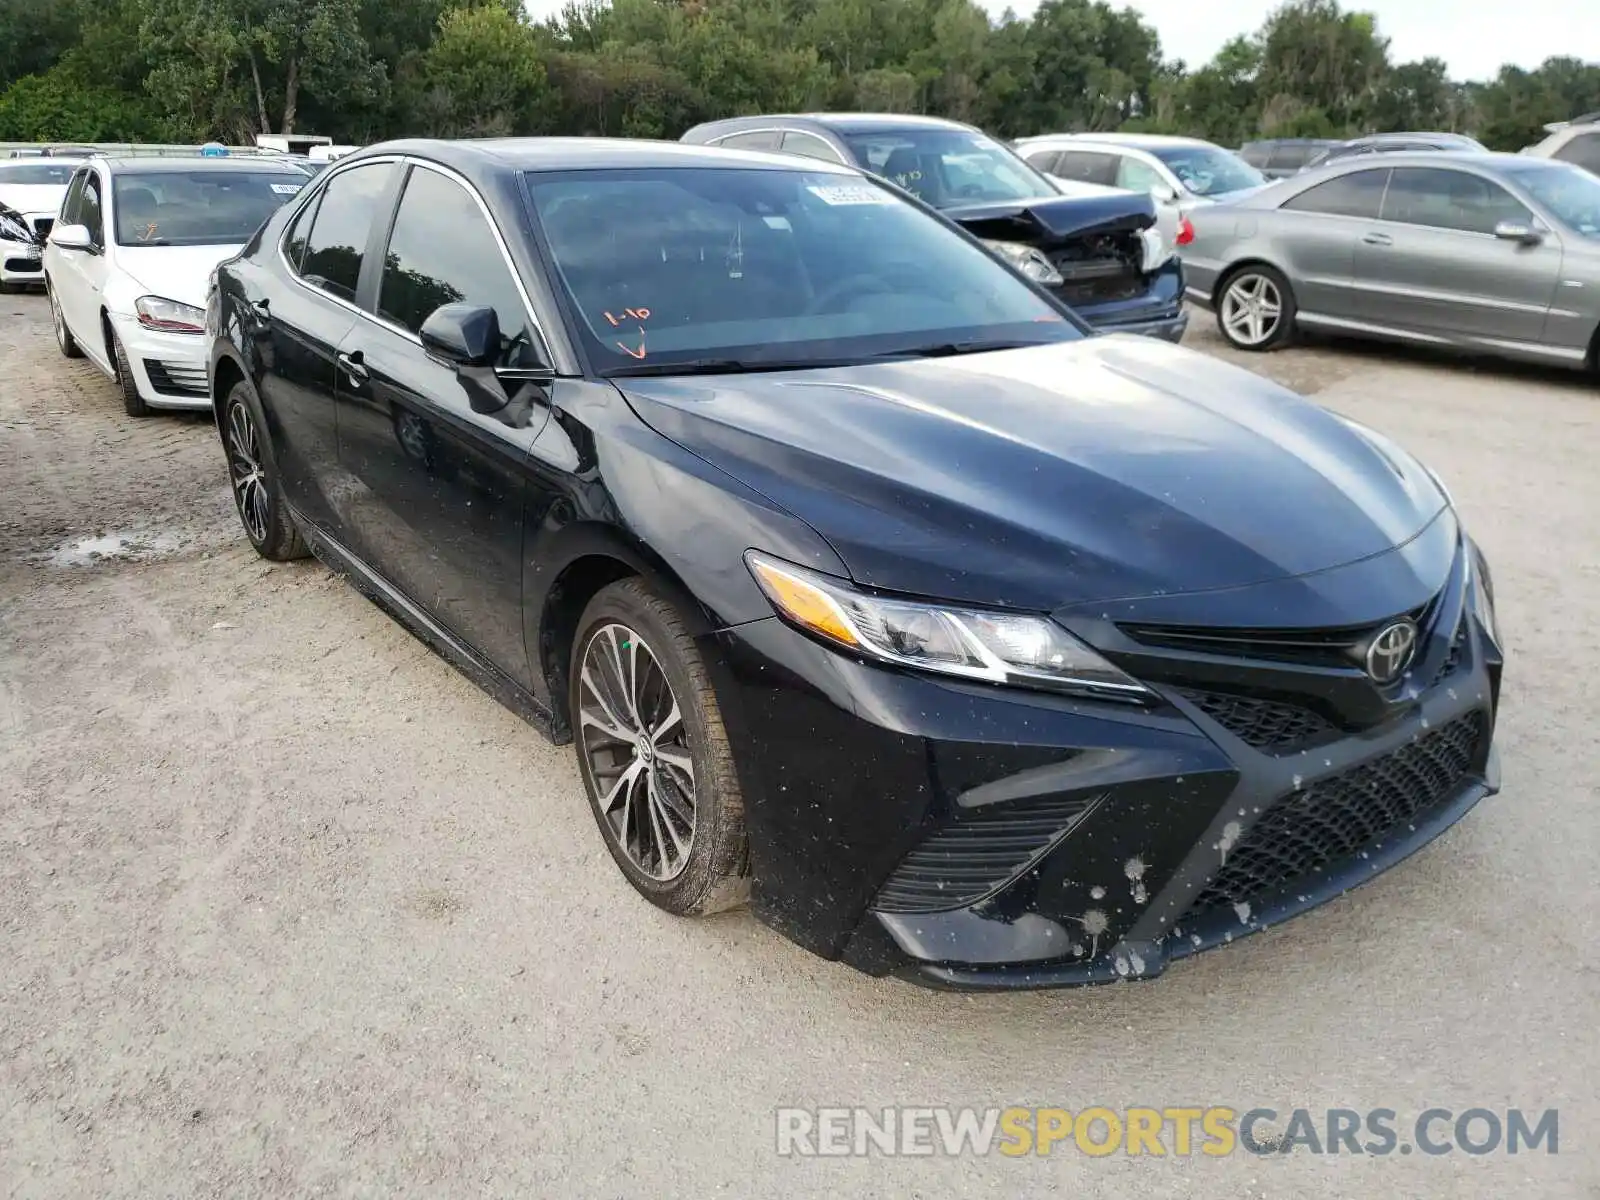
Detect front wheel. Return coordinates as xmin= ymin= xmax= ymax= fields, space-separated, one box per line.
xmin=224 ymin=381 xmax=308 ymax=561
xmin=1216 ymin=265 xmax=1296 ymax=351
xmin=111 ymin=329 xmax=150 ymax=417
xmin=570 ymin=578 xmax=749 ymax=916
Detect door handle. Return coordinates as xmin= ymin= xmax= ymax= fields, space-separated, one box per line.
xmin=337 ymin=350 xmax=369 ymax=385
xmin=1362 ymin=232 xmax=1393 ymax=247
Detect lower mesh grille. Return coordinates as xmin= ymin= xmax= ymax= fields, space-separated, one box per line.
xmin=1175 ymin=688 xmax=1334 ymax=751
xmin=873 ymin=794 xmax=1101 ymax=914
xmin=144 ymin=359 xmax=208 ymax=396
xmin=1186 ymin=713 xmax=1483 ymax=918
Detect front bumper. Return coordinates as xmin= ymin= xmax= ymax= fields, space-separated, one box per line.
xmin=108 ymin=312 xmax=211 ymax=410
xmin=1 ymin=235 xmax=44 ymax=286
xmin=707 ymin=536 xmax=1502 ymax=988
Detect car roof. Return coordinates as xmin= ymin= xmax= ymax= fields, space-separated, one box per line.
xmin=92 ymin=155 xmax=307 ymax=173
xmin=1016 ymin=133 xmax=1217 ymax=150
xmin=1294 ymin=149 xmax=1568 ymax=178
xmin=686 ymin=113 xmax=976 ymax=138
xmin=334 ymin=136 xmax=860 ymax=177
xmin=1337 ymin=132 xmax=1479 ymax=146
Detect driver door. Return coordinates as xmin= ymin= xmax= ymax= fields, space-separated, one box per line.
xmin=333 ymin=161 xmax=552 ymax=690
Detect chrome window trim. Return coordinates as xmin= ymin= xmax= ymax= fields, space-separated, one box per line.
xmin=276 ymin=154 xmax=553 ymax=363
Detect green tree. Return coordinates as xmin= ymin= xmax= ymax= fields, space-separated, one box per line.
xmin=415 ymin=4 xmax=552 ymax=136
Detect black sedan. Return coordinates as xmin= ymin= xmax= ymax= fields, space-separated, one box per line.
xmin=207 ymin=138 xmax=1503 ymax=988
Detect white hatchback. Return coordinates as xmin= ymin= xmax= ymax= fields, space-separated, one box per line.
xmin=43 ymin=156 xmax=308 ymax=415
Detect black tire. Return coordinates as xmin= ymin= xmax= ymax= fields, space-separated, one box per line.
xmin=1215 ymin=263 xmax=1297 ymax=352
xmin=47 ymin=281 xmax=81 ymax=358
xmin=222 ymin=379 xmax=309 ymax=561
xmin=0 ymin=280 xmax=16 ymax=295
xmin=110 ymin=327 xmax=150 ymax=417
xmin=569 ymin=577 xmax=749 ymax=916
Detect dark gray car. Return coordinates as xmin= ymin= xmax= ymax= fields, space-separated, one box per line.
xmin=1184 ymin=152 xmax=1600 ymax=369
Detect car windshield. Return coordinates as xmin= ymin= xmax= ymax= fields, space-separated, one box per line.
xmin=1506 ymin=163 xmax=1600 ymax=238
xmin=0 ymin=163 xmax=76 ymax=186
xmin=525 ymin=167 xmax=1079 ymax=375
xmin=1151 ymin=145 xmax=1266 ymax=196
xmin=112 ymin=170 xmax=305 ymax=246
xmin=840 ymin=128 xmax=1053 ymax=208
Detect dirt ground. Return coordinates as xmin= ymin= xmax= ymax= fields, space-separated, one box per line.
xmin=2 ymin=289 xmax=1598 ymax=1198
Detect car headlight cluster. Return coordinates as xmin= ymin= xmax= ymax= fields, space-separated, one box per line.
xmin=134 ymin=295 xmax=207 ymax=334
xmin=979 ymin=238 xmax=1065 ymax=286
xmin=745 ymin=551 xmax=1151 ymax=703
xmin=0 ymin=211 xmax=31 ymax=243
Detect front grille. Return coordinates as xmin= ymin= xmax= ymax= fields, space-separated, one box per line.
xmin=1185 ymin=713 xmax=1483 ymax=918
xmin=873 ymin=793 xmax=1101 ymax=914
xmin=143 ymin=359 xmax=208 ymax=397
xmin=1174 ymin=688 xmax=1334 ymax=751
xmin=1123 ymin=606 xmax=1431 ymax=671
xmin=1048 ymin=249 xmax=1145 ymax=305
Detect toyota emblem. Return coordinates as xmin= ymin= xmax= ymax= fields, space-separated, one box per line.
xmin=1365 ymin=619 xmax=1418 ymax=684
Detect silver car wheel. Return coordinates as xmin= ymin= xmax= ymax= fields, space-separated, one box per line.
xmin=577 ymin=622 xmax=696 ymax=881
xmin=1221 ymin=274 xmax=1283 ymax=347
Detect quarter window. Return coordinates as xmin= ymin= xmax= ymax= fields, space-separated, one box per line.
xmin=780 ymin=131 xmax=844 ymax=164
xmin=1380 ymin=167 xmax=1531 ymax=234
xmin=1282 ymin=169 xmax=1390 ymax=219
xmin=1555 ymin=132 xmax=1600 ymax=173
xmin=715 ymin=131 xmax=781 ymax=152
xmin=376 ymin=166 xmax=537 ymax=368
xmin=299 ymin=162 xmax=395 ymax=302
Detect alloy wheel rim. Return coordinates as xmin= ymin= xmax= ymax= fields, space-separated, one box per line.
xmin=1221 ymin=274 xmax=1283 ymax=346
xmin=577 ymin=622 xmax=696 ymax=881
xmin=226 ymin=401 xmax=270 ymax=544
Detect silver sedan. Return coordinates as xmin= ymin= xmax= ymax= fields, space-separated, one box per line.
xmin=1183 ymin=152 xmax=1600 ymax=370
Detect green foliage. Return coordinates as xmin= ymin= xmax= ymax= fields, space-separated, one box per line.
xmin=1 ymin=0 xmax=1596 ymax=152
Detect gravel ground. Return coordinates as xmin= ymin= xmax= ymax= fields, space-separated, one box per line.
xmin=2 ymin=290 xmax=1598 ymax=1198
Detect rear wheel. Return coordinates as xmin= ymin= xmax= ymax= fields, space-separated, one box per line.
xmin=1216 ymin=264 xmax=1296 ymax=351
xmin=224 ymin=380 xmax=308 ymax=561
xmin=48 ymin=282 xmax=81 ymax=358
xmin=570 ymin=578 xmax=748 ymax=916
xmin=110 ymin=328 xmax=150 ymax=417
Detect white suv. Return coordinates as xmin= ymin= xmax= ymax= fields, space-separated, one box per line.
xmin=1521 ymin=114 xmax=1600 ymax=176
xmin=43 ymin=155 xmax=307 ymax=416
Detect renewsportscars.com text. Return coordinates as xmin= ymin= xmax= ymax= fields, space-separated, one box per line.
xmin=775 ymin=1106 xmax=1558 ymax=1158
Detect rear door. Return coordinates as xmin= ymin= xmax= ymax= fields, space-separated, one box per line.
xmin=262 ymin=159 xmax=398 ymax=533
xmin=1352 ymin=165 xmax=1562 ymax=344
xmin=333 ymin=161 xmax=553 ymax=689
xmin=1271 ymin=167 xmax=1390 ymax=320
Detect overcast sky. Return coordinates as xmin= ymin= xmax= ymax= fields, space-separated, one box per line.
xmin=524 ymin=0 xmax=1597 ymax=83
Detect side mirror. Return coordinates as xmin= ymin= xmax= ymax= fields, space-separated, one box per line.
xmin=420 ymin=302 xmax=500 ymax=367
xmin=51 ymin=223 xmax=94 ymax=252
xmin=1493 ymin=220 xmax=1542 ymax=245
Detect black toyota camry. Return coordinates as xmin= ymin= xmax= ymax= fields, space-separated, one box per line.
xmin=207 ymin=138 xmax=1503 ymax=989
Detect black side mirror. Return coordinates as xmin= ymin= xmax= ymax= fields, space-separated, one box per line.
xmin=420 ymin=302 xmax=500 ymax=368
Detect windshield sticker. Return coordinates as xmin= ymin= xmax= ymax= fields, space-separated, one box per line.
xmin=270 ymin=183 xmax=303 ymax=195
xmin=604 ymin=307 xmax=650 ymax=359
xmin=806 ymin=184 xmax=894 ymax=207
xmin=603 ymin=307 xmax=651 ymax=326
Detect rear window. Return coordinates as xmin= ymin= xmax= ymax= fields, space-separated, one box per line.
xmin=113 ymin=170 xmax=305 ymax=246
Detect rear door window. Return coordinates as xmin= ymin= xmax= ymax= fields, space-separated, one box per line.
xmin=1115 ymin=156 xmax=1162 ymax=192
xmin=298 ymin=162 xmax=395 ymax=302
xmin=79 ymin=174 xmax=104 ymax=246
xmin=1052 ymin=151 xmax=1118 ymax=186
xmin=1555 ymin=132 xmax=1600 ymax=173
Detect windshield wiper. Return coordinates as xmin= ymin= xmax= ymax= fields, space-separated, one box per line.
xmin=602 ymin=357 xmax=857 ymax=379
xmin=868 ymin=338 xmax=1044 ymax=360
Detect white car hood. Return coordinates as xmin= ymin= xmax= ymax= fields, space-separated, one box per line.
xmin=114 ymin=244 xmax=244 ymax=308
xmin=0 ymin=183 xmax=68 ymax=217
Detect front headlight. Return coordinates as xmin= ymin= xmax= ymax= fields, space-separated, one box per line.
xmin=979 ymin=239 xmax=1065 ymax=286
xmin=0 ymin=212 xmax=29 ymax=242
xmin=745 ymin=551 xmax=1152 ymax=703
xmin=134 ymin=295 xmax=207 ymax=334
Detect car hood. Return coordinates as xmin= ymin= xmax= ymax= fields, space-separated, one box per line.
xmin=0 ymin=183 xmax=67 ymax=218
xmin=618 ymin=336 xmax=1449 ymax=610
xmin=942 ymin=191 xmax=1156 ymax=245
xmin=114 ymin=244 xmax=245 ymax=308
